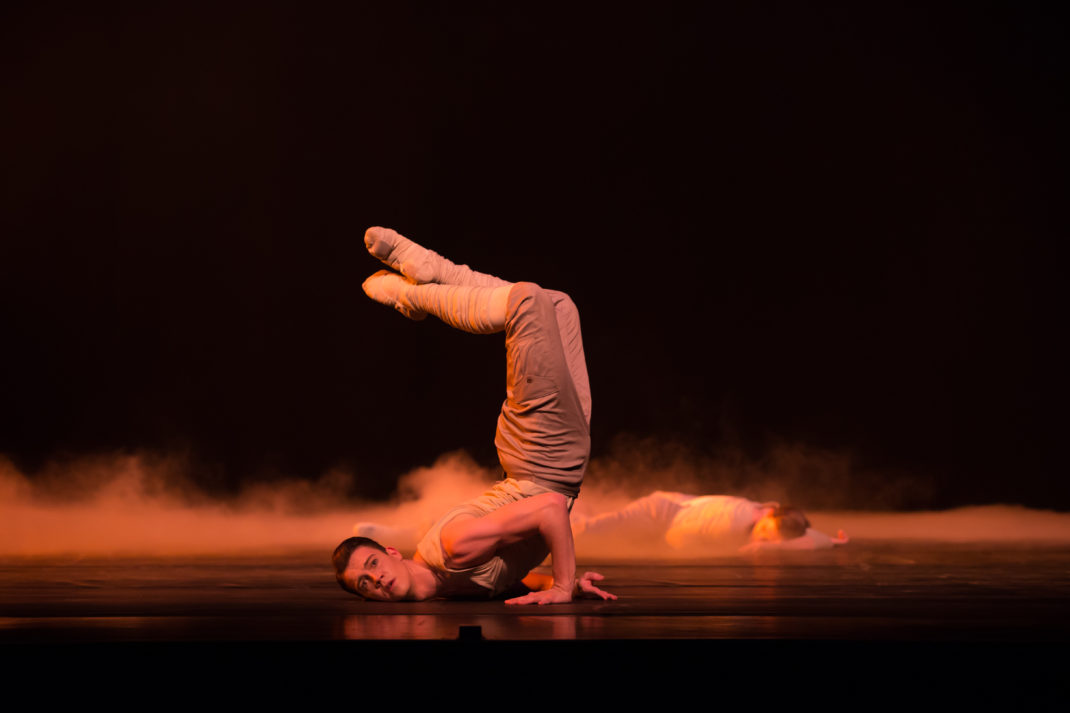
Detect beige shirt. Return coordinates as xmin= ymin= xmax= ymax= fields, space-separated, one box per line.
xmin=416 ymin=478 xmax=557 ymax=598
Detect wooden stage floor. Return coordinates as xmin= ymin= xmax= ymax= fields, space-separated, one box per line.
xmin=3 ymin=541 xmax=1067 ymax=701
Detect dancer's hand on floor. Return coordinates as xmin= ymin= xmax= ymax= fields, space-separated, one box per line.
xmin=575 ymin=571 xmax=617 ymax=601
xmin=505 ymin=584 xmax=573 ymax=606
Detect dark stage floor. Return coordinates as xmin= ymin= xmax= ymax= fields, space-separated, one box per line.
xmin=3 ymin=541 xmax=1068 ymax=700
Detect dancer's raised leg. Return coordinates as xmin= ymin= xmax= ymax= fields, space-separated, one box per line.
xmin=494 ymin=283 xmax=591 ymax=499
xmin=364 ymin=226 xmax=510 ymax=288
xmin=363 ymin=269 xmax=512 ymax=334
xmin=361 ymin=229 xmax=591 ymax=499
xmin=545 ymin=290 xmax=592 ymax=426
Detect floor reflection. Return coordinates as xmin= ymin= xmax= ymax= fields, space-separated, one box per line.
xmin=2 ymin=541 xmax=1068 ymax=643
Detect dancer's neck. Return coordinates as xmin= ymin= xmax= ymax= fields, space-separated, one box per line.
xmin=406 ymin=554 xmax=441 ymax=600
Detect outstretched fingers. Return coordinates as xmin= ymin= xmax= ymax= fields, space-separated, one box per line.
xmin=576 ymin=571 xmax=618 ymax=601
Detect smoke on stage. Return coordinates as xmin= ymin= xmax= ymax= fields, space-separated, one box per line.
xmin=2 ymin=445 xmax=1069 ymax=558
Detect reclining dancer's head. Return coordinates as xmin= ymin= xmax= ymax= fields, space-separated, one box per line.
xmin=750 ymin=506 xmax=811 ymax=542
xmin=332 ymin=536 xmax=414 ymax=601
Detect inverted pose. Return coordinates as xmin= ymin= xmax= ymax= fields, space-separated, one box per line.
xmin=332 ymin=227 xmax=615 ymax=605
xmin=571 ymin=491 xmax=849 ymax=553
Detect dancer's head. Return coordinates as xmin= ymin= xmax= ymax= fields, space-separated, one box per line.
xmin=332 ymin=536 xmax=412 ymax=601
xmin=751 ymin=506 xmax=811 ymax=542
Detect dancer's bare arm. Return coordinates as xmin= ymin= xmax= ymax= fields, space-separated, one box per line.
xmin=441 ymin=492 xmax=575 ymax=600
xmin=440 ymin=492 xmax=615 ymax=604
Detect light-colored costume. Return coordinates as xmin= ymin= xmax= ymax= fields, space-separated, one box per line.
xmin=575 ymin=491 xmax=839 ymax=550
xmin=416 ymin=478 xmax=560 ymax=597
xmin=493 ymin=283 xmax=591 ymax=499
xmin=576 ymin=492 xmax=768 ymax=548
xmin=415 ymin=282 xmax=591 ymax=597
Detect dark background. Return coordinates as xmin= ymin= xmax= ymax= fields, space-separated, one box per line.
xmin=1 ymin=2 xmax=1064 ymax=508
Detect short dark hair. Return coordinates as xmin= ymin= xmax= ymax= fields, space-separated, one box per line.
xmin=771 ymin=506 xmax=811 ymax=540
xmin=332 ymin=536 xmax=386 ymax=596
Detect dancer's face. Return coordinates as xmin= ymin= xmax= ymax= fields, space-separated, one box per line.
xmin=343 ymin=545 xmax=412 ymax=601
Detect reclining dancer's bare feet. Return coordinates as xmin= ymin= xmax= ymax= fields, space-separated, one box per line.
xmin=364 ymin=226 xmax=510 ymax=288
xmin=361 ymin=269 xmax=426 ymax=321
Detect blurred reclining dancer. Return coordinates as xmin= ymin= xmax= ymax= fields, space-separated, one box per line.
xmin=573 ymin=491 xmax=849 ymax=553
xmin=332 ymin=227 xmax=615 ymax=605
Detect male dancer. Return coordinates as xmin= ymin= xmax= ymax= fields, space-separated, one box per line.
xmin=332 ymin=227 xmax=615 ymax=604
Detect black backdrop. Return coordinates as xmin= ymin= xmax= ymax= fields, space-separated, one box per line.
xmin=1 ymin=2 xmax=1064 ymax=507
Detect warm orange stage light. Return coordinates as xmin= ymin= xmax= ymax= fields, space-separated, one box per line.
xmin=4 ymin=449 xmax=1069 ymax=559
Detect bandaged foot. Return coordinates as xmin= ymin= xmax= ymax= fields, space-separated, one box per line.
xmin=364 ymin=226 xmax=510 ymax=288
xmin=364 ymin=226 xmax=438 ymax=284
xmin=362 ymin=269 xmax=426 ymax=321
